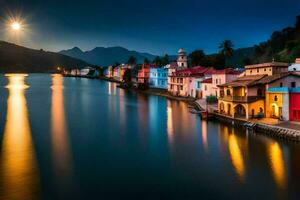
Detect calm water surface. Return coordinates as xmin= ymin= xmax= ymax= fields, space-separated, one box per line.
xmin=0 ymin=74 xmax=300 ymax=199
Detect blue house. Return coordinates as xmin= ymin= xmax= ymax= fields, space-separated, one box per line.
xmin=149 ymin=66 xmax=168 ymax=89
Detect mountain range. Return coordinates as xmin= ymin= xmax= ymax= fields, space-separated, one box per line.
xmin=59 ymin=46 xmax=156 ymax=66
xmin=0 ymin=41 xmax=91 ymax=73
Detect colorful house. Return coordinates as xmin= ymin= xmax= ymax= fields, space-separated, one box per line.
xmin=218 ymin=75 xmax=267 ymax=119
xmin=149 ymin=66 xmax=168 ymax=89
xmin=137 ymin=64 xmax=151 ymax=84
xmin=290 ymin=88 xmax=300 ymax=121
xmin=201 ymin=78 xmax=213 ymax=98
xmin=265 ymin=73 xmax=300 ymax=121
xmin=168 ymin=66 xmax=213 ymax=97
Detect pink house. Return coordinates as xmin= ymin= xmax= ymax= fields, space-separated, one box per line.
xmin=211 ymin=68 xmax=242 ymax=97
xmin=168 ymin=66 xmax=214 ymax=97
xmin=201 ymin=78 xmax=213 ymax=98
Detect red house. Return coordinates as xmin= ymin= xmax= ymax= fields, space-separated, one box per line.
xmin=290 ymin=91 xmax=300 ymax=121
xmin=137 ymin=64 xmax=152 ymax=84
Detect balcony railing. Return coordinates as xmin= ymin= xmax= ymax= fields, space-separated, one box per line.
xmin=219 ymin=95 xmax=265 ymax=102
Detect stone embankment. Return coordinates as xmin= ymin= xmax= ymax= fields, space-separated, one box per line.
xmin=254 ymin=123 xmax=300 ymax=141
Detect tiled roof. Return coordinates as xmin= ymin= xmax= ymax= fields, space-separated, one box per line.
xmin=201 ymin=78 xmax=212 ymax=83
xmin=220 ymin=75 xmax=266 ymax=87
xmin=173 ymin=66 xmax=215 ymax=77
xmin=245 ymin=62 xmax=289 ymax=69
xmin=212 ymin=68 xmax=242 ymax=75
xmin=220 ymin=72 xmax=300 ymax=87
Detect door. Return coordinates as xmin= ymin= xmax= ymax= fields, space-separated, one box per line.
xmin=279 ymin=107 xmax=282 ymax=118
xmin=272 ymin=105 xmax=276 ymax=117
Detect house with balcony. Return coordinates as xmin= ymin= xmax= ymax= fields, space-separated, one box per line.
xmin=149 ymin=66 xmax=168 ymax=89
xmin=218 ymin=75 xmax=266 ymax=119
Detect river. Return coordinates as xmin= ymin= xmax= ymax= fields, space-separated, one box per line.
xmin=0 ymin=74 xmax=299 ymax=199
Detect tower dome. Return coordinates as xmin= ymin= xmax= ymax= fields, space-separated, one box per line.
xmin=177 ymin=48 xmax=187 ymax=68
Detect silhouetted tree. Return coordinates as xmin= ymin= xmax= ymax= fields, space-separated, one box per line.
xmin=188 ymin=50 xmax=206 ymax=67
xmin=219 ymin=40 xmax=234 ymax=58
xmin=153 ymin=56 xmax=162 ymax=66
xmin=162 ymin=54 xmax=170 ymax=66
xmin=123 ymin=68 xmax=132 ymax=87
xmin=144 ymin=58 xmax=150 ymax=64
xmin=127 ymin=56 xmax=137 ymax=65
xmin=242 ymin=57 xmax=252 ymax=66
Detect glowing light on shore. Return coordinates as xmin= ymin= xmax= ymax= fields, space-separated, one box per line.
xmin=11 ymin=22 xmax=21 ymax=31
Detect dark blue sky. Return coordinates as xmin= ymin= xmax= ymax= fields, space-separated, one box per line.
xmin=0 ymin=0 xmax=299 ymax=55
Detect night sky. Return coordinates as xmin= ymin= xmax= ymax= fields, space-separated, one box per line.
xmin=0 ymin=0 xmax=299 ymax=55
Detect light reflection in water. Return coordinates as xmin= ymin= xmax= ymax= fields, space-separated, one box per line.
xmin=0 ymin=74 xmax=40 ymax=200
xmin=201 ymin=120 xmax=208 ymax=151
xmin=51 ymin=74 xmax=72 ymax=175
xmin=167 ymin=100 xmax=174 ymax=144
xmin=268 ymin=142 xmax=286 ymax=189
xmin=228 ymin=133 xmax=245 ymax=182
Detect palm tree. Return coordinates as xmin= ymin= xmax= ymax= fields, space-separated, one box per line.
xmin=219 ymin=40 xmax=234 ymax=58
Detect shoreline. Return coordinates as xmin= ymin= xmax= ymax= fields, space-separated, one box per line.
xmin=67 ymin=74 xmax=300 ymax=142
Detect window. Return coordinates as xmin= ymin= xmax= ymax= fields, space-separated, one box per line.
xmin=181 ymin=63 xmax=184 ymax=67
xmin=205 ymin=85 xmax=207 ymax=91
xmin=216 ymin=79 xmax=218 ymax=84
xmin=264 ymin=68 xmax=266 ymax=71
xmin=250 ymin=70 xmax=252 ymax=74
xmin=226 ymin=89 xmax=231 ymax=96
xmin=180 ymin=78 xmax=183 ymax=83
xmin=197 ymin=82 xmax=201 ymax=88
xmin=257 ymin=69 xmax=259 ymax=73
xmin=280 ymin=82 xmax=283 ymax=87
xmin=171 ymin=85 xmax=173 ymax=89
xmin=274 ymin=95 xmax=278 ymax=102
xmin=291 ymin=82 xmax=296 ymax=88
xmin=180 ymin=85 xmax=183 ymax=90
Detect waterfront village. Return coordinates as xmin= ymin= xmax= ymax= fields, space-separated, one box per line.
xmin=64 ymin=48 xmax=300 ymax=139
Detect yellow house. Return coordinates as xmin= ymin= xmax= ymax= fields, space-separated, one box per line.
xmin=218 ymin=75 xmax=266 ymax=120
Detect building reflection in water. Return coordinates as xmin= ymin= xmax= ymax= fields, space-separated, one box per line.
xmin=0 ymin=74 xmax=40 ymax=200
xmin=228 ymin=133 xmax=245 ymax=181
xmin=51 ymin=74 xmax=72 ymax=177
xmin=268 ymin=142 xmax=286 ymax=189
xmin=201 ymin=120 xmax=208 ymax=151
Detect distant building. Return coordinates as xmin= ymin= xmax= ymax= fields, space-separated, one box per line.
xmin=149 ymin=66 xmax=168 ymax=89
xmin=137 ymin=64 xmax=151 ymax=84
xmin=289 ymin=58 xmax=300 ymax=71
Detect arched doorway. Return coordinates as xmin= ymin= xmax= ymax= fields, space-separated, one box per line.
xmin=234 ymin=104 xmax=246 ymax=119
